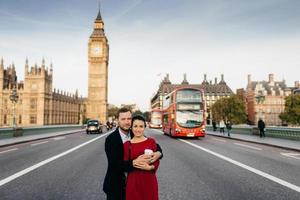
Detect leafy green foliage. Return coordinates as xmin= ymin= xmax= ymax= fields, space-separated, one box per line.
xmin=211 ymin=95 xmax=247 ymax=124
xmin=279 ymin=94 xmax=300 ymax=125
xmin=133 ymin=110 xmax=143 ymax=116
xmin=107 ymin=106 xmax=119 ymax=119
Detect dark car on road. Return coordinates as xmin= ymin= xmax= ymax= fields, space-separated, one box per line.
xmin=86 ymin=120 xmax=102 ymax=134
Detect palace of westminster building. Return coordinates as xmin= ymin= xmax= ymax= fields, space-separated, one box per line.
xmin=0 ymin=10 xmax=109 ymax=127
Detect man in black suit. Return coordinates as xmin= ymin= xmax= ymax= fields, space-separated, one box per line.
xmin=103 ymin=107 xmax=163 ymax=200
xmin=258 ymin=118 xmax=266 ymax=138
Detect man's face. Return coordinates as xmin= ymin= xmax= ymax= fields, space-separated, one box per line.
xmin=118 ymin=111 xmax=132 ymax=132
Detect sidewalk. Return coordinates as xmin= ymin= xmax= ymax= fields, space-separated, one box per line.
xmin=207 ymin=131 xmax=300 ymax=152
xmin=0 ymin=129 xmax=84 ymax=148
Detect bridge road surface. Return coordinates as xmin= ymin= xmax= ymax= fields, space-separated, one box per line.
xmin=0 ymin=129 xmax=299 ymax=200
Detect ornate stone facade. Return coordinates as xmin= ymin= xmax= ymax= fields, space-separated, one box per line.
xmin=245 ymin=74 xmax=292 ymax=126
xmin=86 ymin=10 xmax=109 ymax=123
xmin=0 ymin=58 xmax=84 ymax=127
xmin=0 ymin=9 xmax=109 ymax=127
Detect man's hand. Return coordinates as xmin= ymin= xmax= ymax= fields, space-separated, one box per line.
xmin=133 ymin=154 xmax=151 ymax=166
xmin=132 ymin=152 xmax=160 ymax=170
xmin=149 ymin=151 xmax=161 ymax=164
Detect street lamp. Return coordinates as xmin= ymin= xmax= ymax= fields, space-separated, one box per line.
xmin=79 ymin=104 xmax=84 ymax=126
xmin=9 ymin=85 xmax=19 ymax=128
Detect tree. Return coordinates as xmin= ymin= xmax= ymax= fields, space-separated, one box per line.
xmin=133 ymin=110 xmax=143 ymax=117
xmin=132 ymin=110 xmax=150 ymax=121
xmin=107 ymin=105 xmax=119 ymax=119
xmin=143 ymin=111 xmax=150 ymax=122
xmin=279 ymin=94 xmax=300 ymax=126
xmin=211 ymin=95 xmax=247 ymax=124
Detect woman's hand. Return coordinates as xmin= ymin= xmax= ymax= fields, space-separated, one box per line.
xmin=134 ymin=162 xmax=155 ymax=171
xmin=133 ymin=154 xmax=151 ymax=166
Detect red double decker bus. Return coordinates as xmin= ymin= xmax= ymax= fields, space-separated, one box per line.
xmin=149 ymin=109 xmax=162 ymax=128
xmin=162 ymin=87 xmax=206 ymax=137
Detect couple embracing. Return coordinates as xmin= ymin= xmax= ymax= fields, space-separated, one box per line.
xmin=103 ymin=107 xmax=163 ymax=200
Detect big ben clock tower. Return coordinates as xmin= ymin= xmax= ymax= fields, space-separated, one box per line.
xmin=87 ymin=9 xmax=109 ymax=123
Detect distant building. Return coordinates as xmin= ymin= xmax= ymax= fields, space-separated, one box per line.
xmin=292 ymin=81 xmax=300 ymax=94
xmin=245 ymin=74 xmax=292 ymax=126
xmin=0 ymin=58 xmax=84 ymax=127
xmin=0 ymin=9 xmax=109 ymax=127
xmin=86 ymin=9 xmax=109 ymax=123
xmin=150 ymin=73 xmax=233 ymax=124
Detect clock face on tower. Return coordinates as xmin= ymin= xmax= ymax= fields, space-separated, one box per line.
xmin=92 ymin=45 xmax=102 ymax=56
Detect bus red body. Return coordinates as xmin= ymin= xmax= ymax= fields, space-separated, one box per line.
xmin=162 ymin=87 xmax=206 ymax=137
xmin=149 ymin=109 xmax=162 ymax=128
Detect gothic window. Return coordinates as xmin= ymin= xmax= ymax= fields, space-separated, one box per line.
xmin=30 ymin=98 xmax=37 ymax=110
xmin=4 ymin=115 xmax=7 ymax=125
xmin=18 ymin=115 xmax=22 ymax=124
xmin=30 ymin=115 xmax=37 ymax=124
xmin=4 ymin=99 xmax=7 ymax=108
xmin=31 ymin=83 xmax=37 ymax=90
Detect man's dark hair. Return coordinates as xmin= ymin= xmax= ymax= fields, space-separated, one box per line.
xmin=117 ymin=107 xmax=132 ymax=118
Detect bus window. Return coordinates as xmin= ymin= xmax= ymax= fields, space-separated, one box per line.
xmin=176 ymin=89 xmax=202 ymax=103
xmin=176 ymin=110 xmax=203 ymax=128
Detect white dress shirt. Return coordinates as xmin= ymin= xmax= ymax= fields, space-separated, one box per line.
xmin=119 ymin=127 xmax=131 ymax=144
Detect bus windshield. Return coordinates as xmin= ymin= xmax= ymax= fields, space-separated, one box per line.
xmin=176 ymin=89 xmax=202 ymax=103
xmin=176 ymin=110 xmax=203 ymax=128
xmin=151 ymin=112 xmax=162 ymax=125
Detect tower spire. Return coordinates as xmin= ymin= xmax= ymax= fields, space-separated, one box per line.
xmin=50 ymin=61 xmax=53 ymax=75
xmin=96 ymin=1 xmax=102 ymax=21
xmin=42 ymin=57 xmax=45 ymax=69
xmin=25 ymin=57 xmax=29 ymax=74
xmin=0 ymin=57 xmax=3 ymax=69
xmin=181 ymin=73 xmax=189 ymax=84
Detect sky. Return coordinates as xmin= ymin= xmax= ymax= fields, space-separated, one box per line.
xmin=1 ymin=0 xmax=300 ymax=111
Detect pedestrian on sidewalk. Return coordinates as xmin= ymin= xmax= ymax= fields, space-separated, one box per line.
xmin=258 ymin=118 xmax=266 ymax=138
xmin=219 ymin=120 xmax=225 ymax=135
xmin=212 ymin=121 xmax=217 ymax=132
xmin=226 ymin=120 xmax=232 ymax=137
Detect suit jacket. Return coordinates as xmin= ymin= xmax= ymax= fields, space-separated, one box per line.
xmin=258 ymin=120 xmax=265 ymax=130
xmin=103 ymin=128 xmax=163 ymax=198
xmin=103 ymin=128 xmax=131 ymax=198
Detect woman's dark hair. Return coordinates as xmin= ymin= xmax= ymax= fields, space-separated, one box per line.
xmin=131 ymin=115 xmax=147 ymax=127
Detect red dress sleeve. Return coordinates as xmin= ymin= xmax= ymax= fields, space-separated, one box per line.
xmin=149 ymin=138 xmax=160 ymax=171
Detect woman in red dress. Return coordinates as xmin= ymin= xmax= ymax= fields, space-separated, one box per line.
xmin=124 ymin=115 xmax=160 ymax=200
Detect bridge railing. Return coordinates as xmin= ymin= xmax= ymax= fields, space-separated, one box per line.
xmin=0 ymin=125 xmax=85 ymax=139
xmin=206 ymin=125 xmax=300 ymax=141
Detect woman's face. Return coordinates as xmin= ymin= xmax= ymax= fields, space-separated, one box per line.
xmin=132 ymin=119 xmax=145 ymax=137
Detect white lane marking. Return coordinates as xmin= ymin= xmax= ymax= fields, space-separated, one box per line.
xmin=0 ymin=132 xmax=109 ymax=187
xmin=212 ymin=138 xmax=226 ymax=142
xmin=53 ymin=136 xmax=65 ymax=140
xmin=31 ymin=141 xmax=49 ymax=146
xmin=280 ymin=152 xmax=300 ymax=160
xmin=179 ymin=139 xmax=300 ymax=193
xmin=234 ymin=143 xmax=262 ymax=151
xmin=0 ymin=148 xmax=18 ymax=154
